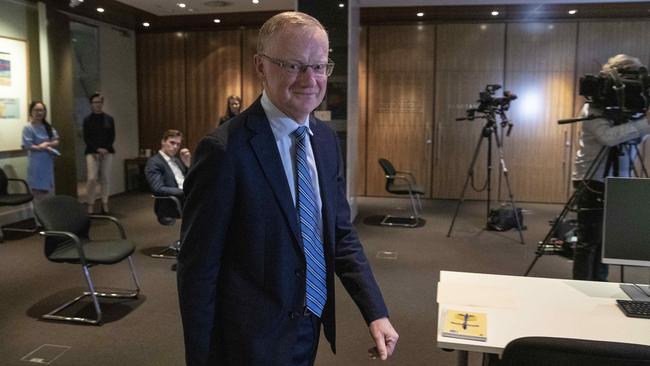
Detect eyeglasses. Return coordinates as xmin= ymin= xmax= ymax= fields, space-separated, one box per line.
xmin=258 ymin=54 xmax=334 ymax=77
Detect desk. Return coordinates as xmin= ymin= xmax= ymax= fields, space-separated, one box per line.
xmin=436 ymin=271 xmax=650 ymax=365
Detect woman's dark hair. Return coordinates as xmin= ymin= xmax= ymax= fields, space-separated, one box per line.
xmin=29 ymin=100 xmax=53 ymax=139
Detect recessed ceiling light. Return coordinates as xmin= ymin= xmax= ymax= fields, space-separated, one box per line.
xmin=338 ymin=3 xmax=344 ymax=7
xmin=416 ymin=12 xmax=424 ymax=17
xmin=177 ymin=3 xmax=186 ymax=8
xmin=96 ymin=7 xmax=104 ymax=12
xmin=142 ymin=22 xmax=150 ymax=27
xmin=491 ymin=10 xmax=499 ymax=16
xmin=213 ymin=18 xmax=221 ymax=23
xmin=252 ymin=0 xmax=259 ymax=4
xmin=568 ymin=9 xmax=577 ymax=15
xmin=188 ymin=8 xmax=195 ymax=12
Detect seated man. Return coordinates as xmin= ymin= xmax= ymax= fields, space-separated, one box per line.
xmin=145 ymin=129 xmax=191 ymax=220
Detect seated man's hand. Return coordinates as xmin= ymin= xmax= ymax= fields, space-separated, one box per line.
xmin=180 ymin=148 xmax=191 ymax=166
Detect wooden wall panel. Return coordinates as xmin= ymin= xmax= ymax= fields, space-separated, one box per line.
xmin=242 ymin=28 xmax=263 ymax=109
xmin=576 ymin=21 xmax=650 ymax=180
xmin=366 ymin=25 xmax=435 ymax=197
xmin=185 ymin=30 xmax=241 ymax=150
xmin=137 ymin=32 xmax=186 ymax=152
xmin=433 ymin=23 xmax=505 ymax=200
xmin=504 ymin=22 xmax=577 ymax=203
xmin=357 ymin=26 xmax=368 ymax=195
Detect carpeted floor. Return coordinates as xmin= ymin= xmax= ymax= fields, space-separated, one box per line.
xmin=0 ymin=193 xmax=647 ymax=366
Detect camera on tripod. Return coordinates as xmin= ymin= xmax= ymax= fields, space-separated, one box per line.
xmin=579 ymin=67 xmax=650 ymax=120
xmin=461 ymin=84 xmax=518 ymax=120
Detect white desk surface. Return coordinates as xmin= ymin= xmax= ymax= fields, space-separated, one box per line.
xmin=436 ymin=271 xmax=650 ymax=355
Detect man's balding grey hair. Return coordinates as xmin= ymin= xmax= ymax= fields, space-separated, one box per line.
xmin=602 ymin=54 xmax=645 ymax=74
xmin=257 ymin=11 xmax=327 ymax=54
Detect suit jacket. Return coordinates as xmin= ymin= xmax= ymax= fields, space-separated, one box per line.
xmin=145 ymin=152 xmax=187 ymax=219
xmin=177 ymin=99 xmax=388 ymax=366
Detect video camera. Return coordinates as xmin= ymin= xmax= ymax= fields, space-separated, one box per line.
xmin=476 ymin=84 xmax=517 ymax=113
xmin=579 ymin=67 xmax=650 ymax=117
xmin=457 ymin=84 xmax=518 ymax=135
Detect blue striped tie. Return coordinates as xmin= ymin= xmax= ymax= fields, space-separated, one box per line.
xmin=292 ymin=126 xmax=327 ymax=317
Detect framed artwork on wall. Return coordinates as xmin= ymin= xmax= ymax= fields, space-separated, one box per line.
xmin=0 ymin=36 xmax=28 ymax=152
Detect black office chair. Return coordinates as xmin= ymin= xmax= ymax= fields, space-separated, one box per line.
xmin=378 ymin=158 xmax=424 ymax=227
xmin=0 ymin=167 xmax=37 ymax=242
xmin=495 ymin=336 xmax=650 ymax=366
xmin=34 ymin=195 xmax=141 ymax=325
xmin=150 ymin=195 xmax=182 ymax=259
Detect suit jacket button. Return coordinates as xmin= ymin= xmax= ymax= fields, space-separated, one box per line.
xmin=295 ymin=270 xmax=303 ymax=278
xmin=289 ymin=311 xmax=299 ymax=319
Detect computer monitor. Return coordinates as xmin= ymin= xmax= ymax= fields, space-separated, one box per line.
xmin=602 ymin=177 xmax=650 ymax=300
xmin=602 ymin=177 xmax=650 ymax=268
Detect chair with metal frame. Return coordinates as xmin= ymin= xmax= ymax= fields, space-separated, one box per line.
xmin=493 ymin=336 xmax=650 ymax=366
xmin=34 ymin=195 xmax=141 ymax=325
xmin=378 ymin=158 xmax=424 ymax=227
xmin=0 ymin=167 xmax=37 ymax=242
xmin=150 ymin=194 xmax=182 ymax=259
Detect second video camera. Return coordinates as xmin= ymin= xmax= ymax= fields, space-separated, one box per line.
xmin=476 ymin=84 xmax=517 ymax=113
xmin=579 ymin=67 xmax=650 ymax=116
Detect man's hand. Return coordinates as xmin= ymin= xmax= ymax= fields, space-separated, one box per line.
xmin=97 ymin=148 xmax=109 ymax=155
xmin=367 ymin=317 xmax=398 ymax=360
xmin=180 ymin=148 xmax=192 ymax=167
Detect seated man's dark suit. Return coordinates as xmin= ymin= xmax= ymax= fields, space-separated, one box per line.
xmin=177 ymin=98 xmax=388 ymax=366
xmin=145 ymin=152 xmax=187 ymax=220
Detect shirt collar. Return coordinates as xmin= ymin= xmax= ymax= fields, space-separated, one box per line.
xmin=261 ymin=91 xmax=313 ymax=141
xmin=158 ymin=150 xmax=173 ymax=161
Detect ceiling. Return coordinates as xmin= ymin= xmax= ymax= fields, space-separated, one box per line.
xmin=115 ymin=0 xmax=650 ymax=16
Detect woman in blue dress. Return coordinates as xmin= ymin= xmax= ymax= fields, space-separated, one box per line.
xmin=21 ymin=101 xmax=60 ymax=197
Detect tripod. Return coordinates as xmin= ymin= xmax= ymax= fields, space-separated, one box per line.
xmin=447 ymin=111 xmax=526 ymax=244
xmin=524 ymin=141 xmax=649 ymax=276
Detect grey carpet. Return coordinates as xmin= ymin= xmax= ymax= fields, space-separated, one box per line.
xmin=0 ymin=193 xmax=647 ymax=366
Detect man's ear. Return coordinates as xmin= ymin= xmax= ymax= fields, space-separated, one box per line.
xmin=253 ymin=54 xmax=265 ymax=80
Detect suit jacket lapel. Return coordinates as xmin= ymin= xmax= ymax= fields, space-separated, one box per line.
xmin=246 ymin=101 xmax=301 ymax=247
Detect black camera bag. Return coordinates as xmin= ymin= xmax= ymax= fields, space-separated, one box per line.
xmin=487 ymin=205 xmax=525 ymax=231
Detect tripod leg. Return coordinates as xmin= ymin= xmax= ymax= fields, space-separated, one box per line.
xmin=630 ymin=144 xmax=650 ymax=178
xmin=447 ymin=134 xmax=485 ymax=237
xmin=491 ymin=130 xmax=525 ymax=244
xmin=524 ymin=146 xmax=610 ymax=276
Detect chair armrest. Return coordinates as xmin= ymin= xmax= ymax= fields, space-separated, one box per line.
xmin=89 ymin=215 xmax=127 ymax=239
xmin=388 ymin=174 xmax=415 ymax=189
xmin=39 ymin=230 xmax=87 ymax=263
xmin=7 ymin=178 xmax=31 ymax=194
xmin=395 ymin=170 xmax=417 ymax=184
xmin=152 ymin=194 xmax=182 ymax=217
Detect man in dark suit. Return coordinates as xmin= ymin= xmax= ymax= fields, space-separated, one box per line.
xmin=177 ymin=11 xmax=398 ymax=366
xmin=144 ymin=129 xmax=191 ymax=220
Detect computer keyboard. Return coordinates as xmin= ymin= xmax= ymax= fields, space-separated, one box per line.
xmin=617 ymin=300 xmax=650 ymax=319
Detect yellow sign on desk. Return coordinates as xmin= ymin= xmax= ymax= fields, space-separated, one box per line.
xmin=441 ymin=310 xmax=487 ymax=342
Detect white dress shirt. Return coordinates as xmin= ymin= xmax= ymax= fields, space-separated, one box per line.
xmin=158 ymin=150 xmax=186 ymax=189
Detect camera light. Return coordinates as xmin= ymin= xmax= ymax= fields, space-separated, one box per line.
xmin=568 ymin=9 xmax=578 ymax=15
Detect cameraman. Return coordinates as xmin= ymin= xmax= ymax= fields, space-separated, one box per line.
xmin=572 ymin=54 xmax=650 ymax=281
